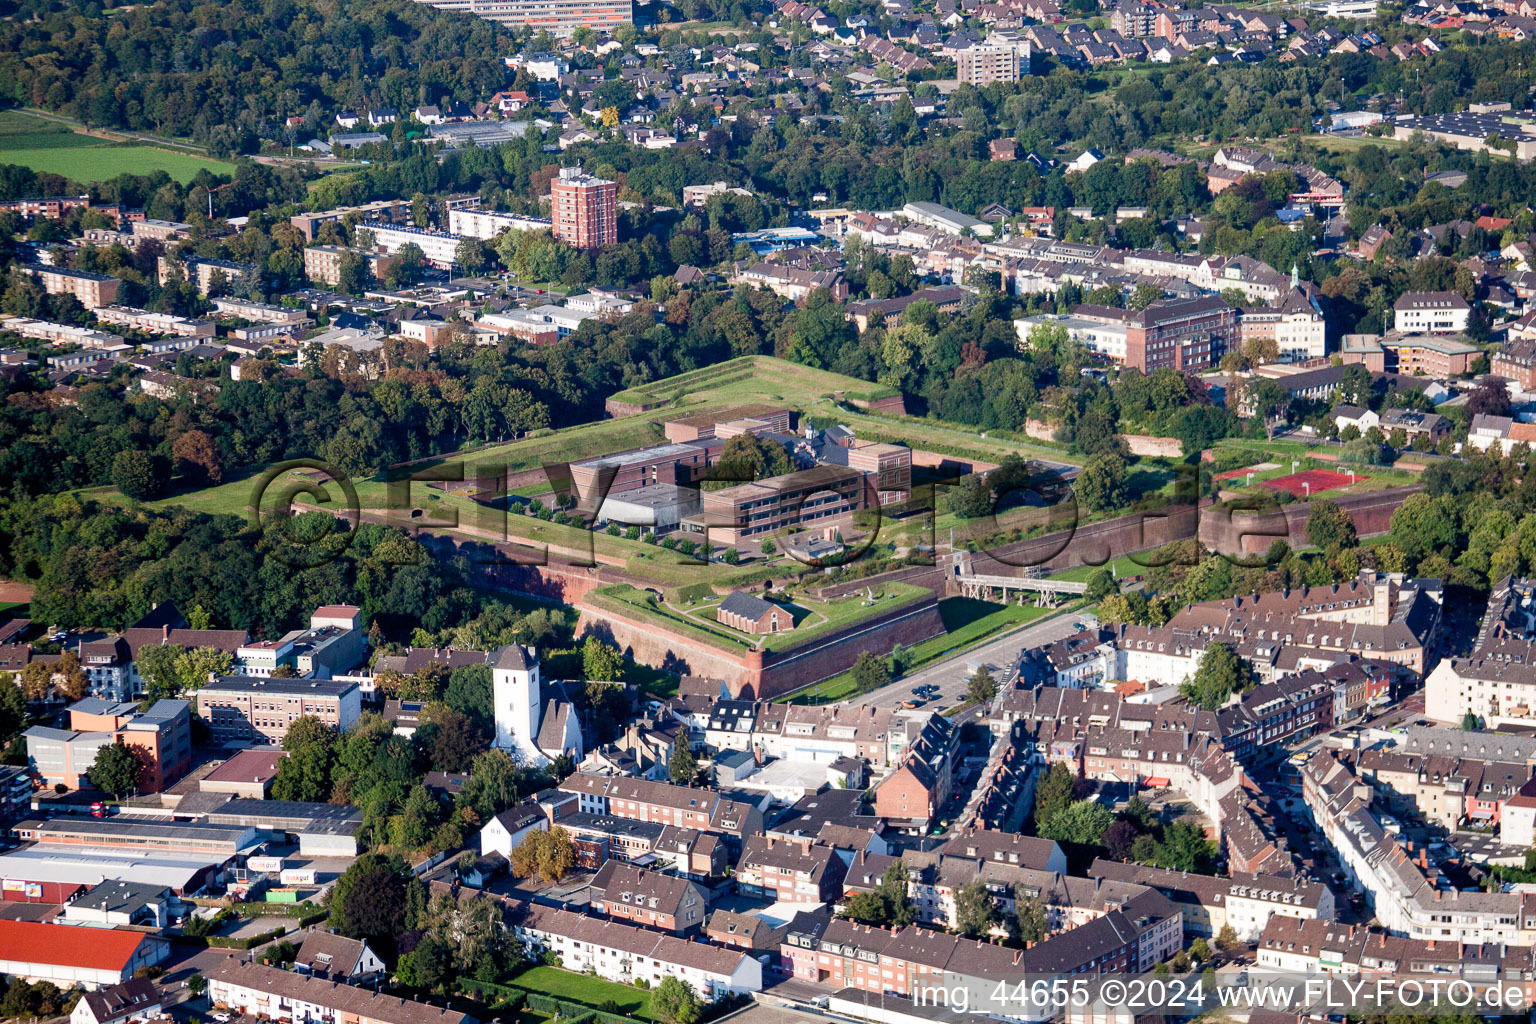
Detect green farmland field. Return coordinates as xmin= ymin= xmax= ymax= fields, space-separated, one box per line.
xmin=0 ymin=110 xmax=234 ymax=184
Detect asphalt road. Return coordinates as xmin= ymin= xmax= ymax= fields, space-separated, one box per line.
xmin=838 ymin=608 xmax=1090 ymax=710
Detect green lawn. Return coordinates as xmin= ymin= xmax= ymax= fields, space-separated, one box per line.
xmin=607 ymin=355 xmax=898 ymax=411
xmin=506 ymin=966 xmax=656 ymax=1020
xmin=0 ymin=110 xmax=235 ymax=184
xmin=590 ymin=580 xmax=932 ymax=655
xmin=1048 ymin=556 xmax=1146 ymax=582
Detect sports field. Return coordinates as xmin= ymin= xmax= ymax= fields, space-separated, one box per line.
xmin=0 ymin=110 xmax=235 ymax=184
xmin=1260 ymin=469 xmax=1364 ymax=496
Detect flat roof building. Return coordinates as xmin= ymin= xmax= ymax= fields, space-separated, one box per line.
xmin=196 ymin=676 xmax=362 ymax=744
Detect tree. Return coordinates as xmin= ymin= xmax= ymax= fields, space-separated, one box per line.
xmin=852 ymin=650 xmax=890 ymax=692
xmin=1189 ymin=938 xmax=1211 ymax=962
xmin=1016 ymin=894 xmax=1048 ymax=943
xmin=329 ymin=853 xmax=418 ymax=958
xmin=652 ymin=978 xmax=702 ymax=1024
xmin=186 ymin=973 xmax=207 ymax=997
xmin=1075 ymin=449 xmax=1130 ymax=514
xmin=843 ymin=891 xmax=892 ymax=924
xmin=1084 ymin=567 xmax=1118 ymax=602
xmin=953 ymin=878 xmax=999 ymax=937
xmin=1034 ymin=761 xmax=1077 ymax=825
xmin=87 ymin=742 xmax=143 ymax=800
xmin=171 ymin=430 xmax=223 ymax=484
xmin=581 ymin=637 xmax=624 ymax=682
xmin=1151 ymin=819 xmax=1219 ymax=873
xmin=1306 ymin=498 xmax=1357 ymax=553
xmin=1467 ymin=379 xmax=1512 ymax=418
xmin=272 ymin=716 xmax=337 ymax=802
xmin=111 ymin=449 xmax=169 ymax=501
xmin=1039 ymin=798 xmax=1114 ymax=846
xmin=1462 ymin=712 xmax=1480 ymax=731
xmin=1179 ymin=642 xmax=1254 ymax=711
xmin=1215 ymin=923 xmax=1240 ymax=951
xmin=509 ymin=826 xmax=576 ymax=882
xmin=760 ymin=539 xmax=776 ymax=557
xmin=456 ymin=749 xmax=524 ymax=821
xmin=966 ymin=667 xmax=998 ymax=706
xmin=877 ymin=861 xmax=916 ymax=927
xmin=704 ymin=433 xmax=792 ymax=489
xmin=455 ymin=237 xmax=487 ymax=277
xmin=668 ymin=741 xmax=697 ymax=783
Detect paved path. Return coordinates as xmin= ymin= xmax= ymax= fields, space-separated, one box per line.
xmin=835 ymin=608 xmax=1090 ymax=710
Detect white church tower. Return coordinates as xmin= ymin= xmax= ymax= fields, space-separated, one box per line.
xmin=492 ymin=644 xmax=543 ymax=764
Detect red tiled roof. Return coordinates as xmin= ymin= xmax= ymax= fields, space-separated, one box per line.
xmin=0 ymin=920 xmax=149 ymax=970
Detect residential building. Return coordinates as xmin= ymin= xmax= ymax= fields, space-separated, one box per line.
xmin=447 ymin=207 xmax=552 ymax=240
xmin=357 ymin=222 xmax=461 ymax=269
xmin=1301 ymin=752 xmax=1536 ymax=945
xmin=736 ymin=837 xmax=847 ymax=903
xmin=850 ymin=286 xmax=966 ymax=332
xmin=590 ymin=860 xmax=710 ymax=934
xmin=289 ymin=201 xmax=411 ymax=242
xmin=512 ymin=902 xmax=762 ymax=999
xmin=1495 ymin=336 xmax=1536 ymax=390
xmin=732 ymin=262 xmax=849 ymax=301
xmin=478 ymin=801 xmax=550 ymax=859
xmin=71 ymin=979 xmax=162 ymax=1024
xmin=956 ymin=44 xmax=1021 ymax=85
xmin=551 ymin=167 xmax=618 ymax=249
xmin=292 ymin=931 xmax=386 ymax=984
xmin=207 ymin=961 xmax=472 ymax=1024
xmin=1393 ymin=291 xmax=1471 ymax=333
xmin=1090 ymin=859 xmax=1334 ymax=940
xmin=410 ymin=0 xmax=633 ymax=35
xmin=195 ymin=676 xmax=363 ymax=744
xmin=157 ymin=256 xmax=261 ymax=297
xmin=1426 ymin=576 xmax=1536 ymax=727
xmin=23 ymin=265 xmax=121 ymax=309
xmin=558 ymin=773 xmax=765 ymax=851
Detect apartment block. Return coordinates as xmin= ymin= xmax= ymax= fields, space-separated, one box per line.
xmin=24 ymin=265 xmax=121 ymax=309
xmin=558 ymin=773 xmax=764 ymax=851
xmin=357 ymin=222 xmax=461 ymax=269
xmin=735 ymin=837 xmax=846 ymax=903
xmin=411 ymin=0 xmax=632 ymax=34
xmin=589 ymin=860 xmax=710 ymax=934
xmin=288 ymin=200 xmax=411 ymax=243
xmin=447 ymin=207 xmax=552 ymax=240
xmin=0 ymin=194 xmax=91 ymax=219
xmin=158 ymin=256 xmax=261 ymax=297
xmin=512 ymin=901 xmax=761 ymax=999
xmin=208 ymin=961 xmax=471 ymax=1024
xmin=195 ymin=676 xmax=362 ymax=744
xmin=956 ymin=44 xmax=1021 ymax=85
xmin=1393 ymin=291 xmax=1471 ymax=334
xmin=551 ymin=167 xmax=618 ymax=249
